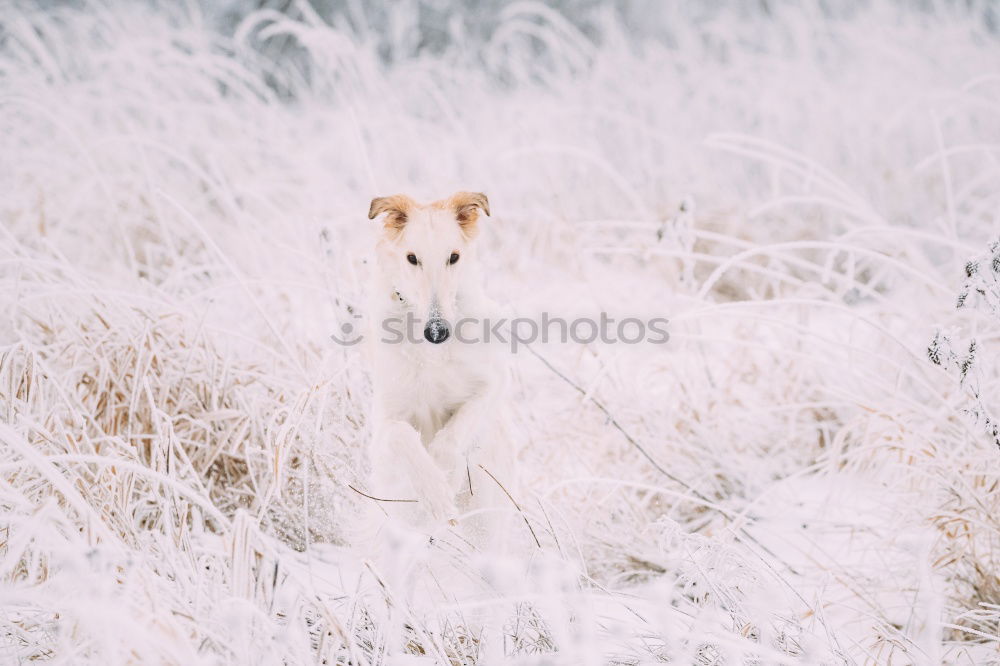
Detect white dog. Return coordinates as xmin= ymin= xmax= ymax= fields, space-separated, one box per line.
xmin=362 ymin=191 xmax=516 ymax=546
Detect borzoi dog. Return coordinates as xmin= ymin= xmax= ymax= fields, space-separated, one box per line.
xmin=363 ymin=191 xmax=515 ymax=547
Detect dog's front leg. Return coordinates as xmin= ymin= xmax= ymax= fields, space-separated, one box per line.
xmin=427 ymin=398 xmax=485 ymax=480
xmin=427 ymin=393 xmax=517 ymax=550
xmin=370 ymin=420 xmax=457 ymax=523
xmin=426 ymin=393 xmax=497 ymax=487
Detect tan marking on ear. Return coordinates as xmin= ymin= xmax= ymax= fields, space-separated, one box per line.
xmin=368 ymin=194 xmax=416 ymax=237
xmin=440 ymin=191 xmax=490 ymax=239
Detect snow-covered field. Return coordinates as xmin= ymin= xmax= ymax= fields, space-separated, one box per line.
xmin=2 ymin=1 xmax=1000 ymax=664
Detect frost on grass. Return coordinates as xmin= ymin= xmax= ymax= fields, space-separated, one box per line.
xmin=2 ymin=1 xmax=1000 ymax=664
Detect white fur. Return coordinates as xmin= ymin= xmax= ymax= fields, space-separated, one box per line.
xmin=362 ymin=194 xmax=516 ymax=547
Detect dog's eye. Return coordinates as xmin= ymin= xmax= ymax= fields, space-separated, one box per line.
xmin=407 ymin=253 xmax=419 ymax=266
xmin=449 ymin=252 xmax=460 ymax=265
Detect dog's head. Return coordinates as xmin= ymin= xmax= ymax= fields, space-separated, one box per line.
xmin=368 ymin=191 xmax=490 ymax=344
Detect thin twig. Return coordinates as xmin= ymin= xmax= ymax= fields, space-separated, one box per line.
xmin=477 ymin=464 xmax=541 ymax=548
xmin=522 ymin=344 xmax=690 ymax=488
xmin=348 ymin=484 xmax=417 ymax=503
xmin=522 ymin=343 xmax=800 ymax=574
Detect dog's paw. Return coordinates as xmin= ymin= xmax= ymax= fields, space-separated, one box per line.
xmin=428 ymin=428 xmax=477 ymax=489
xmin=414 ymin=468 xmax=458 ymax=524
xmin=423 ymin=490 xmax=458 ymax=525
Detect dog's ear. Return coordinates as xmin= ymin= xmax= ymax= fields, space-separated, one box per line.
xmin=448 ymin=191 xmax=490 ymax=236
xmin=368 ymin=195 xmax=414 ymax=233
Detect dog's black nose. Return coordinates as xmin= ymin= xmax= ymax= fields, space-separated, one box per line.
xmin=424 ymin=319 xmax=450 ymax=344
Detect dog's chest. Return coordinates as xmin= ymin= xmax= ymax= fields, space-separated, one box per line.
xmin=376 ymin=343 xmax=488 ymax=423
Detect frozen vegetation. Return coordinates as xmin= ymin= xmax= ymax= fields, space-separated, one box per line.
xmin=1 ymin=1 xmax=1000 ymax=663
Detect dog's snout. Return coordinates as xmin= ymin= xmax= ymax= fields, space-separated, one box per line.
xmin=424 ymin=319 xmax=450 ymax=344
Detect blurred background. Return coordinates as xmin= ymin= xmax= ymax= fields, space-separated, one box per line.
xmin=2 ymin=1 xmax=1000 ymax=664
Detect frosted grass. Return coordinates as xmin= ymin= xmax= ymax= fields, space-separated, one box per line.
xmin=1 ymin=1 xmax=1000 ymax=663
